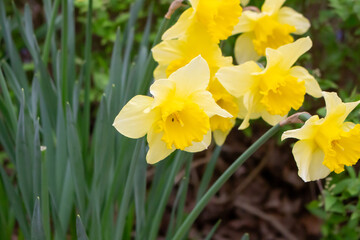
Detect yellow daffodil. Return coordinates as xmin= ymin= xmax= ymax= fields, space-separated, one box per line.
xmin=152 ymin=30 xmax=232 ymax=80
xmin=216 ymin=37 xmax=322 ymax=130
xmin=282 ymin=92 xmax=360 ymax=182
xmin=163 ymin=0 xmax=242 ymax=43
xmin=113 ymin=56 xmax=232 ymax=164
xmin=233 ymin=0 xmax=310 ymax=63
xmin=208 ymin=80 xmax=240 ymax=145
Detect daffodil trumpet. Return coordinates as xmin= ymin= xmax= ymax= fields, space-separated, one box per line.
xmin=113 ymin=56 xmax=232 ymax=164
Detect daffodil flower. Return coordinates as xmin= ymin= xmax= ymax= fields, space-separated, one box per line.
xmin=113 ymin=56 xmax=232 ymax=164
xmin=208 ymin=80 xmax=240 ymax=145
xmin=163 ymin=0 xmax=242 ymax=43
xmin=233 ymin=0 xmax=310 ymax=63
xmin=152 ymin=31 xmax=232 ymax=80
xmin=216 ymin=37 xmax=322 ymax=130
xmin=282 ymin=92 xmax=360 ymax=182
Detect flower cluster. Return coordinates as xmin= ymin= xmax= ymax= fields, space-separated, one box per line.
xmin=113 ymin=0 xmax=360 ymax=181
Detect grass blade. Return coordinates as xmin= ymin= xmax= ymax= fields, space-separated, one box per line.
xmin=204 ymin=219 xmax=222 ymax=240
xmin=76 ymin=215 xmax=89 ymax=240
xmin=31 ymin=197 xmax=46 ymax=240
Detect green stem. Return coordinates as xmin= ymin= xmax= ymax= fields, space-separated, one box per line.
xmin=42 ymin=0 xmax=61 ymax=64
xmin=172 ymin=124 xmax=282 ymax=240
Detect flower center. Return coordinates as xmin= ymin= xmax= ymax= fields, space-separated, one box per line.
xmin=160 ymin=101 xmax=210 ymax=150
xmin=258 ymin=69 xmax=306 ymax=116
xmin=323 ymin=125 xmax=360 ymax=173
xmin=252 ymin=15 xmax=296 ymax=56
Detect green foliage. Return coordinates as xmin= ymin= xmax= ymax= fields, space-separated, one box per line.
xmin=307 ymin=167 xmax=360 ymax=239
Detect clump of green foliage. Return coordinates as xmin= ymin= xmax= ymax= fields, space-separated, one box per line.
xmin=308 ymin=167 xmax=360 ymax=239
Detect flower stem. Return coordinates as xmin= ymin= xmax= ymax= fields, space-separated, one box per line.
xmin=172 ymin=123 xmax=282 ymax=240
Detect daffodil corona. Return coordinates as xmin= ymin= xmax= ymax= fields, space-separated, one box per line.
xmin=163 ymin=0 xmax=242 ymax=43
xmin=113 ymin=56 xmax=231 ymax=164
xmin=152 ymin=30 xmax=232 ymax=80
xmin=216 ymin=37 xmax=322 ymax=129
xmin=232 ymin=0 xmax=310 ymax=63
xmin=282 ymin=92 xmax=360 ymax=182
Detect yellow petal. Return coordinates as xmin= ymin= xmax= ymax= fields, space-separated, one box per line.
xmin=292 ymin=140 xmax=330 ymax=182
xmin=191 ymin=91 xmax=232 ymax=118
xmin=184 ymin=130 xmax=211 ymax=152
xmin=289 ymin=66 xmax=322 ymax=98
xmin=146 ymin=129 xmax=175 ymax=164
xmin=234 ymin=33 xmax=261 ymax=64
xmin=261 ymin=0 xmax=285 ymax=14
xmin=216 ymin=61 xmax=262 ymax=97
xmin=277 ymin=7 xmax=310 ymax=35
xmin=281 ymin=115 xmax=321 ymax=141
xmin=169 ymin=56 xmax=210 ymax=98
xmin=113 ymin=95 xmax=156 ymax=138
xmin=162 ymin=8 xmax=194 ymax=40
xmin=266 ymin=37 xmax=312 ymax=70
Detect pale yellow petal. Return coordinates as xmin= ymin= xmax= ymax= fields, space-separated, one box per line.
xmin=213 ymin=128 xmax=231 ymax=146
xmin=266 ymin=37 xmax=312 ymax=70
xmin=261 ymin=0 xmax=285 ymax=14
xmin=232 ymin=12 xmax=254 ymax=34
xmin=189 ymin=0 xmax=199 ymax=9
xmin=162 ymin=9 xmax=194 ymax=40
xmin=261 ymin=111 xmax=285 ymax=126
xmin=149 ymin=79 xmax=175 ymax=107
xmin=234 ymin=33 xmax=261 ymax=64
xmin=146 ymin=129 xmax=175 ymax=164
xmin=169 ymin=55 xmax=210 ymax=98
xmin=238 ymin=92 xmax=262 ymax=129
xmin=153 ymin=64 xmax=168 ymax=80
xmin=191 ymin=91 xmax=232 ymax=118
xmin=277 ymin=7 xmax=310 ymax=35
xmin=345 ymin=100 xmax=360 ymax=119
xmin=151 ymin=40 xmax=183 ymax=64
xmin=113 ymin=95 xmax=156 ymax=139
xmin=241 ymin=0 xmax=250 ymax=6
xmin=342 ymin=122 xmax=356 ymax=131
xmin=216 ymin=61 xmax=262 ymax=98
xmin=289 ymin=66 xmax=322 ymax=98
xmin=323 ymin=91 xmax=343 ymax=116
xmin=292 ymin=140 xmax=331 ymax=182
xmin=322 ymin=91 xmax=356 ymax=124
xmin=184 ymin=130 xmax=211 ymax=152
xmin=281 ymin=115 xmax=320 ymax=141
